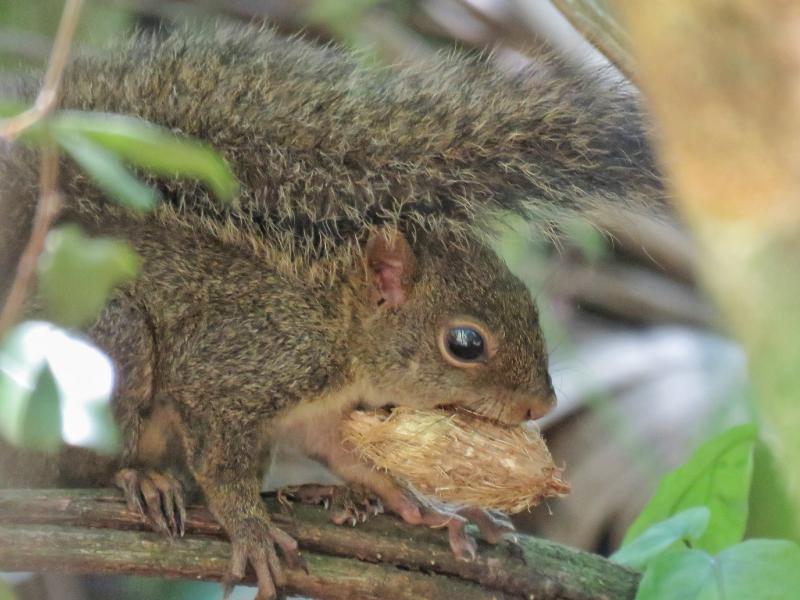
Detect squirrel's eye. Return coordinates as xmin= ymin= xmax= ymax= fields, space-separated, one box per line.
xmin=445 ymin=327 xmax=486 ymax=362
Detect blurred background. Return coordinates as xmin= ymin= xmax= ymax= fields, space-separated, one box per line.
xmin=0 ymin=0 xmax=751 ymax=598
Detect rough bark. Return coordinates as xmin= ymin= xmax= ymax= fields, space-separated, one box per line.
xmin=0 ymin=488 xmax=639 ymax=599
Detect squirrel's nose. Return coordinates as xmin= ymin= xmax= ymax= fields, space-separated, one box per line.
xmin=525 ymin=391 xmax=556 ymax=421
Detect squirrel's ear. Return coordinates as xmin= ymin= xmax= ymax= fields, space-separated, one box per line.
xmin=365 ymin=229 xmax=416 ymax=309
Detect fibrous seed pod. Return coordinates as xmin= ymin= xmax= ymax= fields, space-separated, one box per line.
xmin=341 ymin=407 xmax=569 ymax=513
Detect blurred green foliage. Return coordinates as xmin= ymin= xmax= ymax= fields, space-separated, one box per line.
xmin=0 ymin=0 xmax=132 ymax=68
xmin=559 ymin=217 xmax=609 ymax=264
xmin=623 ymin=424 xmax=756 ymax=553
xmin=0 ymin=579 xmax=16 ymax=600
xmin=0 ymin=5 xmax=237 ymax=597
xmin=636 ymin=540 xmax=800 ymax=600
xmin=747 ymin=440 xmax=799 ymax=541
xmin=38 ymin=225 xmax=141 ymax=328
xmin=306 ymin=0 xmax=413 ymax=53
xmin=741 ymin=236 xmax=800 ymax=544
xmin=58 ymin=132 xmax=159 ymax=211
xmin=306 ymin=0 xmax=384 ymax=31
xmin=612 ymin=507 xmax=710 ymax=570
xmin=0 ymin=320 xmax=121 ymax=453
xmin=53 ymin=111 xmax=239 ymax=203
xmin=614 ymin=424 xmax=800 ymax=599
xmin=104 ymin=576 xmax=221 ymax=600
xmin=0 ymin=324 xmax=64 ymax=452
xmin=0 ymin=108 xmax=240 ymax=210
xmin=0 ymin=20 xmax=238 ymax=460
xmin=15 ymin=362 xmax=62 ymax=452
xmin=0 ymin=2 xmax=798 ymax=600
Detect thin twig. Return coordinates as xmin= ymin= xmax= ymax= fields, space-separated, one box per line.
xmin=0 ymin=0 xmax=84 ymax=337
xmin=0 ymin=145 xmax=62 ymax=336
xmin=1 ymin=0 xmax=85 ymax=142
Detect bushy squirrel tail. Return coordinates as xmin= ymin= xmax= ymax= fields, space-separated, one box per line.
xmin=12 ymin=25 xmax=664 ymax=267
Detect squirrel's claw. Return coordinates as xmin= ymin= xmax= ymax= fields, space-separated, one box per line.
xmin=269 ymin=523 xmax=306 ymax=572
xmin=283 ymin=484 xmax=383 ymax=527
xmin=439 ymin=507 xmax=515 ymax=558
xmin=413 ymin=507 xmax=479 ymax=561
xmin=447 ymin=518 xmax=478 ymax=562
xmin=284 ymin=484 xmax=336 ymax=505
xmin=114 ymin=468 xmax=186 ymax=538
xmin=115 ymin=468 xmax=146 ymax=517
xmin=223 ymin=539 xmax=280 ymax=600
xmin=458 ymin=506 xmax=516 ymax=544
xmin=390 ymin=497 xmax=514 ymax=560
xmin=223 ymin=518 xmax=300 ymax=600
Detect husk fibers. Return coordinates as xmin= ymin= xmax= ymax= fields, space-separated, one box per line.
xmin=341 ymin=408 xmax=570 ymax=513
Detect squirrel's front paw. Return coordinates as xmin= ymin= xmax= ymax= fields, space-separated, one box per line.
xmin=115 ymin=467 xmax=187 ymax=537
xmin=224 ymin=517 xmax=305 ymax=600
xmin=422 ymin=506 xmax=515 ymax=561
xmin=389 ymin=497 xmax=516 ymax=561
xmin=458 ymin=507 xmax=516 ymax=544
xmin=282 ymin=484 xmax=384 ymax=526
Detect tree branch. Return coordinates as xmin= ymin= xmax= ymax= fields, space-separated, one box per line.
xmin=0 ymin=488 xmax=639 ymax=599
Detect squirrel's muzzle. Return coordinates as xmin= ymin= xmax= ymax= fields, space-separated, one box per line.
xmin=525 ymin=391 xmax=557 ymax=421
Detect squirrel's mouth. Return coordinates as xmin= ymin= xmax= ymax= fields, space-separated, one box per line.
xmin=434 ymin=403 xmax=515 ymax=428
xmin=366 ymin=402 xmax=524 ymax=428
xmin=367 ymin=403 xmax=512 ymax=428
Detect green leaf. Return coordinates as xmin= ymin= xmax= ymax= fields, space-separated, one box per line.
xmin=635 ymin=540 xmax=800 ymax=600
xmin=37 ymin=224 xmax=140 ymax=327
xmin=306 ymin=0 xmax=383 ymax=26
xmin=562 ymin=216 xmax=608 ymax=263
xmin=17 ymin=362 xmax=62 ymax=452
xmin=635 ymin=549 xmax=712 ymax=600
xmin=612 ymin=507 xmax=710 ymax=569
xmin=52 ymin=111 xmax=238 ymax=201
xmin=80 ymin=400 xmax=120 ymax=455
xmin=0 ymin=323 xmax=45 ymax=446
xmin=0 ymin=325 xmax=62 ymax=452
xmin=716 ymin=540 xmax=800 ymax=598
xmin=623 ymin=424 xmax=757 ymax=553
xmin=747 ymin=439 xmax=800 ymax=541
xmin=57 ymin=133 xmax=158 ymax=211
xmin=0 ymin=321 xmax=119 ymax=454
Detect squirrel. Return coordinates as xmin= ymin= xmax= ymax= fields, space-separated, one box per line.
xmin=0 ymin=24 xmax=663 ymax=599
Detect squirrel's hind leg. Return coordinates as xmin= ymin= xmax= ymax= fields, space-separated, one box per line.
xmin=87 ymin=298 xmax=190 ymax=536
xmin=87 ymin=297 xmax=157 ymax=467
xmin=181 ymin=422 xmax=305 ymax=600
